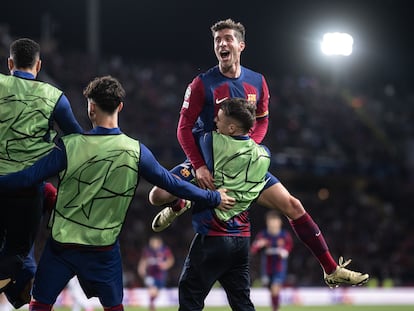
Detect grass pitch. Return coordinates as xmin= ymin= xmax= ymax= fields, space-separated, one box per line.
xmin=55 ymin=305 xmax=414 ymax=311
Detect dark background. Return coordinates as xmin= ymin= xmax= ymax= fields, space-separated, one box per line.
xmin=1 ymin=0 xmax=413 ymax=84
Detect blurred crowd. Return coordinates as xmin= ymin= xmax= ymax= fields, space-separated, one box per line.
xmin=1 ymin=28 xmax=413 ymax=289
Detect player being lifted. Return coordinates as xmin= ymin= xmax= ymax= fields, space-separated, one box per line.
xmin=149 ymin=18 xmax=369 ymax=288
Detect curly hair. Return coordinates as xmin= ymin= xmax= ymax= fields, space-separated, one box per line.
xmin=83 ymin=75 xmax=126 ymax=114
xmin=220 ymin=98 xmax=256 ymax=133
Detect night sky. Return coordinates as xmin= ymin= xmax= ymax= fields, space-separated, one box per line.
xmin=1 ymin=0 xmax=413 ymax=83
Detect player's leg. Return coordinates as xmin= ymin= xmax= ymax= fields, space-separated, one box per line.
xmin=5 ymin=183 xmax=56 ymax=308
xmin=1 ymin=186 xmax=43 ymax=291
xmin=29 ymin=239 xmax=75 ymax=311
xmin=147 ymin=285 xmax=158 ymax=311
xmin=75 ymin=241 xmax=124 ymax=311
xmin=257 ymin=172 xmax=369 ymax=287
xmin=144 ymin=277 xmax=165 ymax=311
xmin=218 ymin=237 xmax=255 ymax=311
xmin=149 ymin=160 xmax=193 ymax=232
xmin=178 ymin=234 xmax=224 ymax=311
xmin=269 ymin=282 xmax=282 ymax=311
xmin=3 ymin=246 xmax=37 ymax=308
xmin=268 ymin=270 xmax=287 ymax=311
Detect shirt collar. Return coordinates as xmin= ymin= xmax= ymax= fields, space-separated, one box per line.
xmin=87 ymin=126 xmax=122 ymax=135
xmin=13 ymin=70 xmax=35 ymax=79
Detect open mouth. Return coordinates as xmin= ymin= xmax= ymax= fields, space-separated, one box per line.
xmin=220 ymin=50 xmax=230 ymax=60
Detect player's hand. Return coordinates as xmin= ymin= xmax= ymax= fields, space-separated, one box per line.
xmin=195 ymin=165 xmax=215 ymax=190
xmin=276 ymin=247 xmax=289 ymax=258
xmin=254 ymin=238 xmax=269 ymax=249
xmin=216 ymin=188 xmax=235 ymax=211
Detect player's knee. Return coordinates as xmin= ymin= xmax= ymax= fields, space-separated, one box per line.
xmin=287 ymin=195 xmax=305 ymax=218
xmin=149 ymin=187 xmax=163 ymax=206
xmin=149 ymin=187 xmax=175 ymax=206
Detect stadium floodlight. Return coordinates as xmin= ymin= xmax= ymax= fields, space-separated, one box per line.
xmin=321 ymin=32 xmax=353 ymax=56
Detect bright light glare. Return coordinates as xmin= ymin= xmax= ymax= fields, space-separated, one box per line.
xmin=321 ymin=32 xmax=354 ymax=56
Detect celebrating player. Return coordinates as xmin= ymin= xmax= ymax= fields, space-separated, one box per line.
xmin=149 ymin=18 xmax=369 ymax=288
xmin=151 ymin=98 xmax=271 ymax=310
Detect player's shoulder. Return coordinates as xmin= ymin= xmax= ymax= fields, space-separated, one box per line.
xmin=241 ymin=65 xmax=265 ymax=80
xmin=197 ymin=65 xmax=219 ymax=79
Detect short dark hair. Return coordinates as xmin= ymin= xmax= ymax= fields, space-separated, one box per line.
xmin=83 ymin=75 xmax=126 ymax=114
xmin=211 ymin=18 xmax=246 ymax=42
xmin=220 ymin=98 xmax=256 ymax=133
xmin=9 ymin=38 xmax=40 ymax=69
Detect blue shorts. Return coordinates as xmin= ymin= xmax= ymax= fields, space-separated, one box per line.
xmin=269 ymin=270 xmax=287 ymax=286
xmin=144 ymin=276 xmax=166 ymax=289
xmin=32 ymin=238 xmax=123 ymax=307
xmin=171 ymin=160 xmax=280 ymax=190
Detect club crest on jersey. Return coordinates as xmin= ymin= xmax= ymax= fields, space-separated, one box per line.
xmin=180 ymin=167 xmax=191 ymax=178
xmin=247 ymin=93 xmax=256 ymax=104
xmin=182 ymin=86 xmax=191 ymax=109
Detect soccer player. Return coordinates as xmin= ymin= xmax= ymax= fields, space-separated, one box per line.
xmin=149 ymin=18 xmax=369 ymax=288
xmin=138 ymin=236 xmax=174 ymax=311
xmin=0 ymin=38 xmax=83 ymax=308
xmin=151 ymin=98 xmax=271 ymax=310
xmin=251 ymin=211 xmax=293 ymax=311
xmin=0 ymin=75 xmax=235 ymax=311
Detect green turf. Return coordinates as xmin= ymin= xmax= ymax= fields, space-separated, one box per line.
xmin=55 ymin=305 xmax=414 ymax=311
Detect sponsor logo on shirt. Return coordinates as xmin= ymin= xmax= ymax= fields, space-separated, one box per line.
xmin=215 ymin=97 xmax=228 ymax=105
xmin=182 ymin=86 xmax=191 ymax=109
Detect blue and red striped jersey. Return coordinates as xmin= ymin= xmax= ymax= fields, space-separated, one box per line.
xmin=141 ymin=245 xmax=173 ymax=280
xmin=251 ymin=229 xmax=293 ymax=275
xmin=177 ymin=65 xmax=270 ymax=170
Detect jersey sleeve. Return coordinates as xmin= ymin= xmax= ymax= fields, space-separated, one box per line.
xmin=0 ymin=142 xmax=67 ymax=191
xmin=139 ymin=142 xmax=220 ymax=206
xmin=249 ymin=75 xmax=270 ymax=144
xmin=54 ymin=94 xmax=84 ymax=134
xmin=198 ymin=132 xmax=213 ymax=172
xmin=177 ymin=77 xmax=207 ymax=170
xmin=250 ymin=230 xmax=266 ymax=254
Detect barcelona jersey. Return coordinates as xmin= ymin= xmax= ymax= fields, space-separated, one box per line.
xmin=178 ymin=65 xmax=270 ymax=170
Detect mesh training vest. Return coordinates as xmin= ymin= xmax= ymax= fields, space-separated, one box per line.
xmin=51 ymin=133 xmax=140 ymax=246
xmin=212 ymin=132 xmax=270 ymax=221
xmin=0 ymin=73 xmax=62 ymax=174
